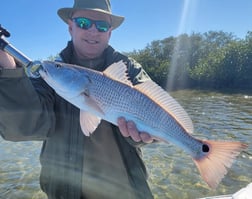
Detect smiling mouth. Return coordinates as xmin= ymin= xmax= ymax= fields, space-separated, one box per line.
xmin=85 ymin=39 xmax=99 ymax=44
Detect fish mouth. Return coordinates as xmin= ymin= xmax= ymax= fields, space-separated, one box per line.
xmin=38 ymin=66 xmax=48 ymax=78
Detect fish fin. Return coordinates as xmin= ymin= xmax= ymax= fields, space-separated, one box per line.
xmin=103 ymin=60 xmax=133 ymax=86
xmin=193 ymin=140 xmax=248 ymax=189
xmin=135 ymin=80 xmax=194 ymax=134
xmin=80 ymin=111 xmax=101 ymax=136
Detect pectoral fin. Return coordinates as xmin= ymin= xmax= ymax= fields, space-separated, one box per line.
xmin=80 ymin=111 xmax=101 ymax=136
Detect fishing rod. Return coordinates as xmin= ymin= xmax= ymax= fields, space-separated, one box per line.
xmin=0 ymin=24 xmax=41 ymax=78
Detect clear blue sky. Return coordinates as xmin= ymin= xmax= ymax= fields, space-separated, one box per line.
xmin=1 ymin=0 xmax=252 ymax=60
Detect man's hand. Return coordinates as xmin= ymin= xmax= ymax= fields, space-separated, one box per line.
xmin=117 ymin=117 xmax=154 ymax=143
xmin=0 ymin=50 xmax=16 ymax=69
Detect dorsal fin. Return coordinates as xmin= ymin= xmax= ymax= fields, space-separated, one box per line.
xmin=135 ymin=80 xmax=194 ymax=134
xmin=103 ymin=61 xmax=132 ymax=86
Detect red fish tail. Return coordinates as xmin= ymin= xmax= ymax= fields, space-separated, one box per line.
xmin=193 ymin=140 xmax=248 ymax=189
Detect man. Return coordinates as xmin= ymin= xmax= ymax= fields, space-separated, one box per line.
xmin=0 ymin=0 xmax=154 ymax=199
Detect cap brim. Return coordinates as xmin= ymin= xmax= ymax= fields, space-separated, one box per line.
xmin=57 ymin=8 xmax=124 ymax=29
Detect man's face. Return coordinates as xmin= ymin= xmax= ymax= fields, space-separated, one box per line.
xmin=68 ymin=10 xmax=112 ymax=59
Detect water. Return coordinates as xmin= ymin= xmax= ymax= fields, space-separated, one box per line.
xmin=0 ymin=90 xmax=251 ymax=199
xmin=0 ymin=141 xmax=46 ymax=199
xmin=143 ymin=90 xmax=252 ymax=199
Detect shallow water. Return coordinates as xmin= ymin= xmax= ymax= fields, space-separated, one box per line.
xmin=0 ymin=90 xmax=251 ymax=199
xmin=143 ymin=90 xmax=252 ymax=199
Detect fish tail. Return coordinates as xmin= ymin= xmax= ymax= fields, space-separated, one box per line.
xmin=193 ymin=140 xmax=248 ymax=189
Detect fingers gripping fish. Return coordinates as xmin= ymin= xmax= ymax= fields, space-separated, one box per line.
xmin=39 ymin=60 xmax=248 ymax=189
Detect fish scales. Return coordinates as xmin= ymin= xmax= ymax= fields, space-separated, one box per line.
xmin=84 ymin=69 xmax=196 ymax=144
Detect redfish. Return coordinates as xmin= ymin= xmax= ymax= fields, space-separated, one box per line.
xmin=39 ymin=60 xmax=248 ymax=189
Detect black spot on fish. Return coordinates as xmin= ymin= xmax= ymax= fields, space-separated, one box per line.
xmin=202 ymin=144 xmax=210 ymax=153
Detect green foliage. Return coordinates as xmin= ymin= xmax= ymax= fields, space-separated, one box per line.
xmin=128 ymin=31 xmax=252 ymax=90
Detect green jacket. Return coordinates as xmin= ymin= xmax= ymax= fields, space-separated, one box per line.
xmin=0 ymin=41 xmax=153 ymax=199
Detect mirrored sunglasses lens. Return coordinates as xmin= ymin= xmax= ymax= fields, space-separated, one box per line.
xmin=96 ymin=21 xmax=110 ymax=32
xmin=75 ymin=18 xmax=91 ymax=29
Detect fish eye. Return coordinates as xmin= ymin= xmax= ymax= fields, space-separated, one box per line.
xmin=55 ymin=64 xmax=62 ymax=69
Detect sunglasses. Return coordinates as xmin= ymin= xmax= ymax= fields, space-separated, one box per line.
xmin=72 ymin=17 xmax=111 ymax=32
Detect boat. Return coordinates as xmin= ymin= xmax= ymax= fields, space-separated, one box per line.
xmin=198 ymin=183 xmax=252 ymax=199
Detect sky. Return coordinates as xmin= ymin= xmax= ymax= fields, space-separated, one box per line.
xmin=1 ymin=0 xmax=252 ymax=60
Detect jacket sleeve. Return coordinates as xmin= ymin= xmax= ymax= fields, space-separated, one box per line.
xmin=0 ymin=67 xmax=55 ymax=141
xmin=126 ymin=57 xmax=151 ymax=85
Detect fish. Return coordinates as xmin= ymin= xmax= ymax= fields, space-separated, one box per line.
xmin=38 ymin=60 xmax=248 ymax=189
